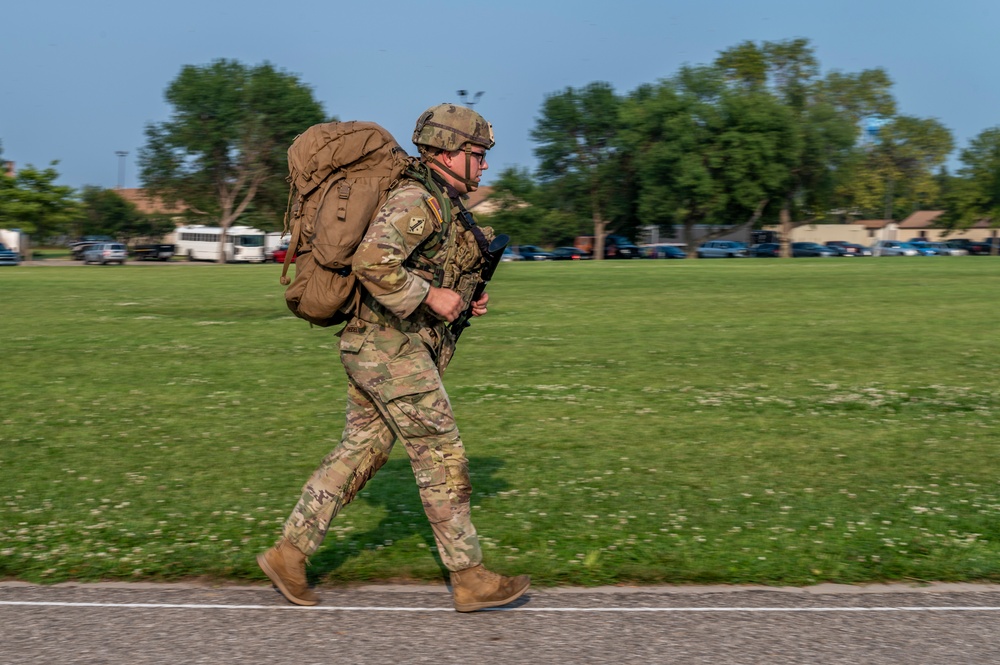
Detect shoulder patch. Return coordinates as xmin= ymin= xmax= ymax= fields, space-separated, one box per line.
xmin=408 ymin=216 xmax=426 ymax=235
xmin=425 ymin=196 xmax=445 ymax=227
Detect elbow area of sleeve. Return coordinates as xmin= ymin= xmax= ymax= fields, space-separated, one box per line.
xmin=361 ymin=271 xmax=430 ymax=319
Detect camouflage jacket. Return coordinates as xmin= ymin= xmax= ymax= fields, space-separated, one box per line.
xmin=351 ymin=169 xmax=493 ymax=359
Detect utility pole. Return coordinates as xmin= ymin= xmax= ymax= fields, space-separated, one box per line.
xmin=115 ymin=151 xmax=128 ymax=190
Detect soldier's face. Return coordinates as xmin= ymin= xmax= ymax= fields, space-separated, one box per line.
xmin=443 ymin=145 xmax=488 ymax=192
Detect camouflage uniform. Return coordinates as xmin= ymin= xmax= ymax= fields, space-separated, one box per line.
xmin=282 ymin=173 xmax=491 ymax=572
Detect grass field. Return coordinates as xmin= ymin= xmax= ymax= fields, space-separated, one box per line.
xmin=2 ymin=257 xmax=999 ymax=587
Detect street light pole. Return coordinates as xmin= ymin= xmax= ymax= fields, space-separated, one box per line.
xmin=456 ymin=90 xmax=484 ymax=107
xmin=115 ymin=151 xmax=128 ymax=190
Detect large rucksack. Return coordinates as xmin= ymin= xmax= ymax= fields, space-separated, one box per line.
xmin=280 ymin=121 xmax=415 ymax=327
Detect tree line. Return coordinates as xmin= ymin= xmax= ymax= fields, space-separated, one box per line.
xmin=0 ymin=149 xmax=175 ymax=244
xmin=485 ymin=38 xmax=999 ymax=257
xmin=2 ymin=40 xmax=998 ymax=256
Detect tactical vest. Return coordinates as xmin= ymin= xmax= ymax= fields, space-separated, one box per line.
xmin=357 ymin=168 xmax=491 ymax=355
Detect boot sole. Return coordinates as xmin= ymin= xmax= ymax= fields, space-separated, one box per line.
xmin=257 ymin=552 xmax=319 ymax=606
xmin=454 ymin=579 xmax=531 ymax=613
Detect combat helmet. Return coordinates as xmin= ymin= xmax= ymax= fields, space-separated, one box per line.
xmin=413 ymin=103 xmax=495 ymax=152
xmin=413 ymin=103 xmax=494 ymax=192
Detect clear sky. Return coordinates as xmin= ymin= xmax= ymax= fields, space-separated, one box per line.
xmin=3 ymin=0 xmax=997 ymax=191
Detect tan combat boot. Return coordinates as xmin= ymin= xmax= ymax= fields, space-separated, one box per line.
xmin=257 ymin=538 xmax=319 ymax=606
xmin=450 ymin=564 xmax=531 ymax=612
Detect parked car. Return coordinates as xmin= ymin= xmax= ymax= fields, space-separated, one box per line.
xmin=603 ymin=235 xmax=641 ymax=259
xmin=271 ymin=244 xmax=295 ymax=264
xmin=697 ymin=240 xmax=748 ymax=258
xmin=824 ymin=241 xmax=871 ymax=256
xmin=82 ymin=242 xmax=128 ymax=265
xmin=70 ymin=235 xmax=115 ymax=260
xmin=902 ymin=242 xmax=937 ymax=256
xmin=641 ymin=244 xmax=686 ymax=259
xmin=131 ymin=243 xmax=176 ymax=261
xmin=871 ymin=240 xmax=919 ymax=256
xmin=515 ymin=245 xmax=552 ymax=261
xmin=573 ymin=234 xmax=641 ymax=259
xmin=549 ymin=246 xmax=592 ymax=260
xmin=978 ymin=237 xmax=1000 ymax=254
xmin=750 ymin=230 xmax=781 ymax=244
xmin=0 ymin=242 xmax=20 ymax=266
xmin=500 ymin=246 xmax=523 ymax=262
xmin=791 ymin=242 xmax=838 ymax=257
xmin=749 ymin=242 xmax=781 ymax=257
xmin=944 ymin=238 xmax=992 ymax=255
xmin=841 ymin=242 xmax=872 ymax=256
xmin=908 ymin=241 xmax=946 ymax=256
xmin=918 ymin=242 xmax=966 ymax=256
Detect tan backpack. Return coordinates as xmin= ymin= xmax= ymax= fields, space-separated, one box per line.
xmin=280 ymin=121 xmax=413 ymax=326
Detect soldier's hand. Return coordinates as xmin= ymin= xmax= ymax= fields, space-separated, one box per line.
xmin=471 ymin=292 xmax=489 ymax=317
xmin=425 ymin=286 xmax=464 ymax=322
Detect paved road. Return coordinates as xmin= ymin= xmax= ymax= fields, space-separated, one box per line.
xmin=3 ymin=581 xmax=1000 ymax=664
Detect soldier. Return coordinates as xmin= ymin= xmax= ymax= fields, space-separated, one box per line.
xmin=258 ymin=104 xmax=530 ymax=612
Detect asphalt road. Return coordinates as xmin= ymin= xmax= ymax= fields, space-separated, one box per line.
xmin=3 ymin=581 xmax=1000 ymax=664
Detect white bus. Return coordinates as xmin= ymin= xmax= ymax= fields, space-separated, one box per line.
xmin=174 ymin=225 xmax=267 ymax=263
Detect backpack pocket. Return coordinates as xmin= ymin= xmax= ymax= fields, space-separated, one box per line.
xmin=284 ymin=251 xmax=358 ymax=327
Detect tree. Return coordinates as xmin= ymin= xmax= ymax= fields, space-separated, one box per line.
xmin=479 ymin=166 xmax=546 ymax=245
xmin=953 ymin=127 xmax=1000 ymax=253
xmin=0 ymin=161 xmax=79 ymax=241
xmin=480 ymin=166 xmax=590 ymax=247
xmin=0 ymin=143 xmax=15 ymax=225
xmin=618 ymin=66 xmax=797 ymax=257
xmin=139 ymin=60 xmax=326 ymax=261
xmin=531 ymin=82 xmax=622 ymax=260
xmin=716 ymin=39 xmax=895 ymax=256
xmin=76 ymin=187 xmax=175 ymax=241
xmin=846 ymin=115 xmax=954 ymax=220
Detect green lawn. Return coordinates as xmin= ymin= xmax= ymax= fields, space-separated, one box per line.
xmin=2 ymin=257 xmax=999 ymax=586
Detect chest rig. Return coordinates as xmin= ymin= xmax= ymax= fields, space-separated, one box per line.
xmin=359 ymin=164 xmax=492 ymax=344
xmin=405 ymin=165 xmax=491 ymax=299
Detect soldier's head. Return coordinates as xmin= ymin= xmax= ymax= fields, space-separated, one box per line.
xmin=412 ymin=103 xmax=494 ymax=193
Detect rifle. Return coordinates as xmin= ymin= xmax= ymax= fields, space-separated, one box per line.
xmin=450 ymin=233 xmax=509 ymax=342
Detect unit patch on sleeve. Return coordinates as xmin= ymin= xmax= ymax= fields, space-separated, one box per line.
xmin=408 ymin=216 xmax=426 ymax=235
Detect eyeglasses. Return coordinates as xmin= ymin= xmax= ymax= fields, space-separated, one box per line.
xmin=468 ymin=150 xmax=488 ymax=164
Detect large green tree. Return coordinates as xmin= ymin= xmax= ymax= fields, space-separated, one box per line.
xmin=531 ymin=82 xmax=622 ymax=260
xmin=0 ymin=160 xmax=79 ymax=242
xmin=715 ymin=39 xmax=895 ymax=256
xmin=618 ymin=65 xmax=798 ymax=257
xmin=138 ymin=60 xmax=326 ymax=261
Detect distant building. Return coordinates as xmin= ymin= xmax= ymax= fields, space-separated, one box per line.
xmin=115 ymin=188 xmax=187 ymax=216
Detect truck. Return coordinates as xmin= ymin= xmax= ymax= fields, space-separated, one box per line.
xmin=0 ymin=228 xmax=28 ymax=259
xmin=131 ymin=243 xmax=176 ymax=261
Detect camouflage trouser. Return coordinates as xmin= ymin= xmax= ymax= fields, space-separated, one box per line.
xmin=282 ymin=319 xmax=483 ymax=572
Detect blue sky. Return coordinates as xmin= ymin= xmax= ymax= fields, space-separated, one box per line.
xmin=3 ymin=0 xmax=997 ymax=191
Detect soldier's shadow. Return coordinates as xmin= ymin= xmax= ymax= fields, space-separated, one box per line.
xmin=307 ymin=455 xmax=510 ymax=583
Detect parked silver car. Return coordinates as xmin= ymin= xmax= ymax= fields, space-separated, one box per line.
xmin=871 ymin=240 xmax=918 ymax=257
xmin=82 ymin=242 xmax=128 ymax=265
xmin=697 ymin=240 xmax=748 ymax=258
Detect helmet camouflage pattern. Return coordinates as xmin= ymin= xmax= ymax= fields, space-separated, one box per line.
xmin=412 ymin=103 xmax=495 ymax=152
